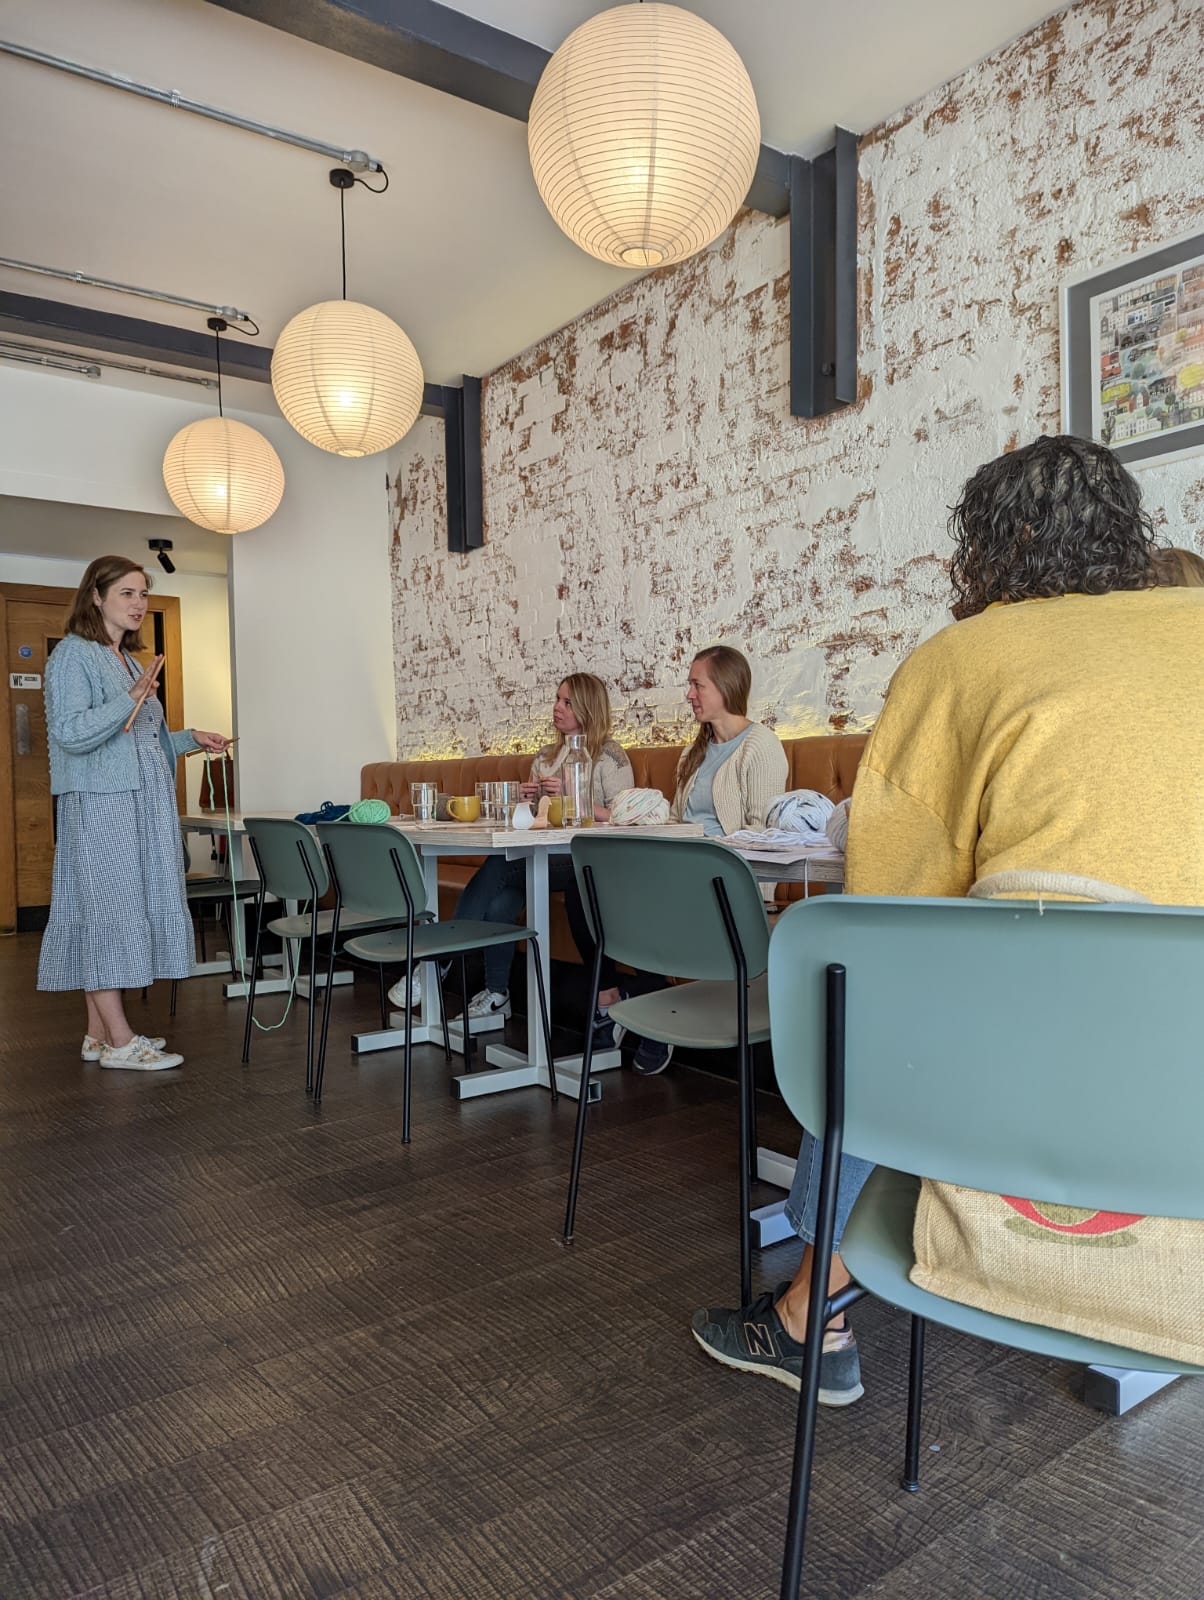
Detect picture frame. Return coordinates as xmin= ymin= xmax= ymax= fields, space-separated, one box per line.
xmin=1061 ymin=229 xmax=1204 ymax=471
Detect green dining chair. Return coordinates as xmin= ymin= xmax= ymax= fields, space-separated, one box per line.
xmin=314 ymin=821 xmax=557 ymax=1139
xmin=238 ymin=817 xmax=421 ymax=1095
xmin=767 ymin=894 xmax=1204 ymax=1600
xmin=566 ymin=833 xmax=772 ymax=1305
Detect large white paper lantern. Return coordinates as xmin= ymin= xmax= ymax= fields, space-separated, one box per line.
xmin=528 ymin=2 xmax=760 ymax=269
xmin=271 ymin=299 xmax=424 ymax=458
xmin=162 ymin=416 xmax=284 ymax=534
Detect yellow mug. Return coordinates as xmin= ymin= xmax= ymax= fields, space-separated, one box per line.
xmin=447 ymin=795 xmax=481 ymax=823
xmin=546 ymin=797 xmax=563 ymax=828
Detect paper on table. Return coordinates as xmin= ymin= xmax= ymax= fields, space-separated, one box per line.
xmin=718 ymin=828 xmax=842 ymax=864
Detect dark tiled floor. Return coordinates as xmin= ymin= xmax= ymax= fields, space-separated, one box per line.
xmin=1 ymin=934 xmax=1200 ymax=1598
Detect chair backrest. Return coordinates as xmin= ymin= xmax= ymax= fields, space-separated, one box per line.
xmin=571 ymin=835 xmax=771 ymax=981
xmin=243 ymin=817 xmax=328 ymax=900
xmin=768 ymin=895 xmax=1204 ymax=1219
xmin=315 ymin=821 xmax=426 ymax=919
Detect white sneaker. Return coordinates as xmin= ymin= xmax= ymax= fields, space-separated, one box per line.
xmin=83 ymin=1033 xmax=164 ymax=1061
xmin=464 ymin=988 xmax=511 ymax=1021
xmin=99 ymin=1034 xmax=184 ymax=1071
xmin=387 ymin=970 xmax=423 ymax=1010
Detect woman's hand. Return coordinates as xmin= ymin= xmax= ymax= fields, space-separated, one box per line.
xmin=129 ymin=655 xmax=164 ymax=702
xmin=540 ymin=776 xmax=564 ymax=796
xmin=519 ymin=780 xmax=542 ymax=802
xmin=192 ymin=730 xmax=232 ymax=753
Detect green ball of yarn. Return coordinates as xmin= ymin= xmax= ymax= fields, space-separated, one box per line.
xmin=347 ymin=798 xmax=392 ymax=824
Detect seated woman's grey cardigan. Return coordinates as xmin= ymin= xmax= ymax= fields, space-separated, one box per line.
xmin=45 ymin=634 xmax=199 ymax=795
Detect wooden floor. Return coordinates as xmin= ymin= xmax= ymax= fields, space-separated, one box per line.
xmin=1 ymin=934 xmax=1201 ymax=1600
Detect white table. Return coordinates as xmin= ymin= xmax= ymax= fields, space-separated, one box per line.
xmin=350 ymin=820 xmax=708 ymax=1104
xmin=179 ymin=810 xmax=354 ymax=1002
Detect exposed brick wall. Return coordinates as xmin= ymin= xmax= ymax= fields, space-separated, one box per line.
xmin=389 ymin=0 xmax=1204 ymax=758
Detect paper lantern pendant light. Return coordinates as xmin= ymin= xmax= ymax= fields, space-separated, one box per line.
xmin=163 ymin=415 xmax=285 ymax=534
xmin=162 ymin=318 xmax=284 ymax=534
xmin=271 ymin=298 xmax=424 ymax=458
xmin=528 ymin=2 xmax=761 ymax=269
xmin=271 ymin=168 xmax=424 ymax=458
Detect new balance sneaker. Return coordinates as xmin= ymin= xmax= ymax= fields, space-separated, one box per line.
xmin=99 ymin=1035 xmax=184 ymax=1072
xmin=387 ymin=971 xmax=423 ymax=1010
xmin=82 ymin=1033 xmax=165 ymax=1061
xmin=691 ymin=1284 xmax=864 ymax=1406
xmin=464 ymin=988 xmax=511 ymax=1022
xmin=613 ymin=1023 xmax=674 ymax=1075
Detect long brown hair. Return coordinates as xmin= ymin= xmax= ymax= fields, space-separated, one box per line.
xmin=676 ymin=645 xmax=752 ymax=792
xmin=67 ymin=556 xmax=152 ymax=651
xmin=1152 ymin=546 xmax=1204 ymax=588
xmin=543 ymin=673 xmax=614 ymax=765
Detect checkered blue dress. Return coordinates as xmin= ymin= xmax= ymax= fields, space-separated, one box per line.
xmin=37 ymin=652 xmax=194 ymax=993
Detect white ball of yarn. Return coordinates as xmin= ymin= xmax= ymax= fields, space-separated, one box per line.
xmin=766 ymin=789 xmax=835 ymax=835
xmin=827 ymin=798 xmax=851 ymax=853
xmin=610 ymin=787 xmax=671 ymax=827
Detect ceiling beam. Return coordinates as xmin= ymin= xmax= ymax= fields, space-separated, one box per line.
xmin=203 ymin=0 xmax=791 ymax=216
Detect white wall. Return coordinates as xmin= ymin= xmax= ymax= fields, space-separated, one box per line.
xmin=0 ymin=549 xmax=231 ymax=814
xmin=0 ymin=364 xmax=394 ymax=811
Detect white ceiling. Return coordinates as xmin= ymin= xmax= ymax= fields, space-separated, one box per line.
xmin=0 ymin=0 xmax=1065 ymax=397
xmin=0 ymin=496 xmax=230 ymax=576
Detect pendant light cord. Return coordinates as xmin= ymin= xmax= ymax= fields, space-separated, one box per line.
xmin=340 ymin=183 xmax=347 ymax=300
xmin=213 ymin=322 xmax=224 ymax=417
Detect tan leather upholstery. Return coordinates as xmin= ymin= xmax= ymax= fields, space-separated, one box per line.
xmin=360 ymin=732 xmax=868 ymax=961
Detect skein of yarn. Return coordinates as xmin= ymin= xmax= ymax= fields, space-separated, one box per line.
xmin=610 ymin=788 xmax=671 ymax=826
xmin=827 ymin=798 xmax=851 ymax=853
xmin=766 ymin=789 xmax=835 ymax=835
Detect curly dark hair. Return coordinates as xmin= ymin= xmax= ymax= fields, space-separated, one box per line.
xmin=948 ymin=435 xmax=1157 ymax=619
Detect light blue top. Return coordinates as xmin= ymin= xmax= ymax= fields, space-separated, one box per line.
xmin=44 ymin=634 xmax=198 ymax=796
xmin=684 ymin=725 xmax=752 ymax=837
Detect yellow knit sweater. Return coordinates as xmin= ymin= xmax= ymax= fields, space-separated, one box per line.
xmin=845 ymin=588 xmax=1204 ymax=906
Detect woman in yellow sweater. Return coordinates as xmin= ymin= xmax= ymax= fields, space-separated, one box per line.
xmin=693 ymin=433 xmax=1203 ymax=1400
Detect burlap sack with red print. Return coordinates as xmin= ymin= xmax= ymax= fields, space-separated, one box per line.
xmin=910 ymin=1183 xmax=1204 ymax=1365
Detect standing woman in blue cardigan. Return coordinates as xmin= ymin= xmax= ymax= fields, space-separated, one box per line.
xmin=37 ymin=556 xmax=231 ymax=1070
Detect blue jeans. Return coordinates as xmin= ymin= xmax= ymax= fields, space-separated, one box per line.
xmin=454 ymin=854 xmax=613 ymax=995
xmin=783 ymin=1131 xmax=874 ymax=1251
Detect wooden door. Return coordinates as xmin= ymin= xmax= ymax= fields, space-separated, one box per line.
xmin=0 ymin=584 xmax=184 ymax=933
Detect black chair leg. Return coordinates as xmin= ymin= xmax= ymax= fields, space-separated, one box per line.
xmin=530 ymin=937 xmax=557 ymax=1105
xmin=901 ymin=1315 xmax=926 ymax=1493
xmin=459 ymin=954 xmax=473 ymax=1069
xmin=436 ymin=963 xmax=452 ymax=1062
xmin=199 ymin=911 xmax=208 ymax=964
xmin=402 ymin=967 xmax=414 ymax=1143
xmin=736 ymin=1034 xmax=754 ymax=1309
xmin=312 ymin=914 xmax=341 ymax=1103
xmin=241 ymin=891 xmax=267 ymax=1066
xmin=304 ymin=910 xmax=319 ymax=1095
xmin=378 ymin=966 xmax=390 ymax=1030
xmin=170 ymin=980 xmax=178 ymax=1018
xmin=563 ymin=886 xmax=606 ymax=1242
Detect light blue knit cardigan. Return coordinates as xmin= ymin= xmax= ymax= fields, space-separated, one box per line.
xmin=45 ymin=634 xmax=199 ymax=795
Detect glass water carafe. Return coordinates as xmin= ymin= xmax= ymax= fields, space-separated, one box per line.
xmin=562 ymin=734 xmax=594 ymax=828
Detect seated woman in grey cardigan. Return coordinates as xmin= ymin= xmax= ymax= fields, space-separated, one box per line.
xmin=614 ymin=644 xmax=787 ymax=1074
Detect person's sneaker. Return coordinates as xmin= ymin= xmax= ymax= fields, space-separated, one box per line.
xmin=590 ymin=1009 xmax=616 ymax=1051
xmin=464 ymin=988 xmax=511 ymax=1022
xmin=387 ymin=970 xmax=423 ymax=1010
xmin=614 ymin=1023 xmax=674 ymax=1075
xmin=691 ymin=1285 xmax=864 ymax=1406
xmin=99 ymin=1035 xmax=184 ymax=1071
xmin=82 ymin=1033 xmax=166 ymax=1061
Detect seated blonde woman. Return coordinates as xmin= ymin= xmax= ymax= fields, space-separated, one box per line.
xmin=391 ymin=674 xmax=632 ymax=1025
xmin=608 ymin=644 xmax=787 ymax=1074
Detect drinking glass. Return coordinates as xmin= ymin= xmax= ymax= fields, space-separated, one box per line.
xmin=410 ymin=781 xmax=438 ymax=827
xmin=475 ymin=780 xmax=490 ymax=818
xmin=494 ymin=780 xmax=522 ymax=828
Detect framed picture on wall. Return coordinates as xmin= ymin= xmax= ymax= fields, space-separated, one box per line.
xmin=1061 ymin=229 xmax=1204 ymax=471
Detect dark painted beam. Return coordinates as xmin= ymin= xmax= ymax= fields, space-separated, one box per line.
xmin=0 ymin=292 xmax=273 ymax=383
xmin=202 ymin=0 xmax=790 ymax=215
xmin=788 ymin=129 xmax=858 ymax=420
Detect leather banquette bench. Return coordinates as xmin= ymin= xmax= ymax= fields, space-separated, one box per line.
xmin=361 ymin=732 xmax=868 ymax=963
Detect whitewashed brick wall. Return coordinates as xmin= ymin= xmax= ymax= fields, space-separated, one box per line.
xmin=389 ymin=0 xmax=1204 ymax=758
